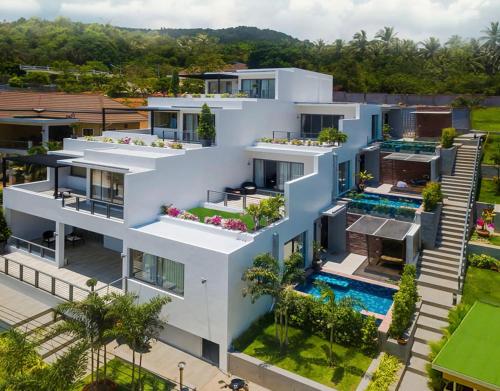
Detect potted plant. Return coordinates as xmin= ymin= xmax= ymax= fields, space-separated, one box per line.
xmin=357 ymin=170 xmax=374 ymax=191
xmin=312 ymin=241 xmax=324 ymax=271
xmin=477 ymin=209 xmax=495 ymax=237
xmin=318 ymin=127 xmax=348 ymax=146
xmin=196 ymin=103 xmax=215 ymax=147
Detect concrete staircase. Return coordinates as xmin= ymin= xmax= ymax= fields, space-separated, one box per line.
xmin=398 ymin=145 xmax=478 ymax=390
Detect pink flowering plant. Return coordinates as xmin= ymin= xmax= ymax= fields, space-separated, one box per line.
xmin=223 ymin=218 xmax=247 ymax=232
xmin=161 ymin=204 xmax=181 ymax=217
xmin=476 ymin=218 xmax=485 ymax=230
xmin=117 ymin=136 xmax=131 ymax=144
xmin=178 ymin=211 xmax=200 ymax=221
xmin=205 ymin=215 xmax=223 ymax=226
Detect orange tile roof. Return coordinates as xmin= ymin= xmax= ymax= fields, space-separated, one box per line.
xmin=0 ymin=91 xmax=146 ymax=124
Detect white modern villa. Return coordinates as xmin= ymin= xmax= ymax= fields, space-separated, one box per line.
xmin=2 ymin=68 xmax=394 ymax=370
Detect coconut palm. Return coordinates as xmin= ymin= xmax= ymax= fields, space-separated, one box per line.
xmin=242 ymin=252 xmax=304 ymax=351
xmin=481 ymin=21 xmax=500 ymax=51
xmin=316 ymin=281 xmax=337 ymax=366
xmin=375 ymin=26 xmax=397 ymax=43
xmin=55 ymin=291 xmax=114 ymax=386
xmin=419 ymin=37 xmax=441 ymax=59
xmin=109 ymin=293 xmax=170 ymax=390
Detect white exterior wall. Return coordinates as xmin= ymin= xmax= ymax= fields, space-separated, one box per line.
xmin=276 ymin=69 xmax=332 ymax=103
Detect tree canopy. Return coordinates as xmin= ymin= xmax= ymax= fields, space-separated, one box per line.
xmin=1 ymin=17 xmax=500 ymax=95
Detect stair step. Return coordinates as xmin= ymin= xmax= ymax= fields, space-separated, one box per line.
xmin=421 ymin=254 xmax=460 ymax=268
xmin=417 ymin=273 xmax=458 ymax=293
xmin=419 ymin=266 xmax=457 ymax=281
xmin=438 ymin=229 xmax=463 ymax=238
xmin=442 ymin=205 xmax=467 ymax=212
xmin=417 ymin=314 xmax=448 ymax=332
xmin=420 ymin=303 xmax=450 ymax=321
xmin=440 ymin=225 xmax=465 ymax=233
xmin=412 ymin=340 xmax=431 ymax=360
xmin=406 ymin=355 xmax=429 ymax=375
xmin=414 ymin=326 xmax=443 ymax=344
xmin=422 ymin=249 xmax=459 ymax=261
xmin=398 ymin=369 xmax=432 ymax=391
xmin=420 ymin=260 xmax=458 ymax=274
xmin=436 ymin=240 xmax=463 ymax=249
xmin=437 ymin=235 xmax=463 ymax=243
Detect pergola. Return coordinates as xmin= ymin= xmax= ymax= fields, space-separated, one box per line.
xmin=2 ymin=154 xmax=71 ymax=198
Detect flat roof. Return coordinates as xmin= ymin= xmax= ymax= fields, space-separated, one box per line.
xmin=432 ymin=301 xmax=500 ymax=390
xmin=412 ymin=111 xmax=452 ymax=114
xmin=135 ymin=219 xmax=251 ymax=254
xmin=4 ymin=153 xmax=72 ymax=168
xmin=383 ymin=152 xmax=438 ymax=163
xmin=346 ymin=215 xmax=413 ymax=241
xmin=0 ymin=117 xmax=78 ymax=126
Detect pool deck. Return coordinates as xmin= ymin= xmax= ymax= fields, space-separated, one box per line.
xmin=322 ymin=252 xmax=366 ymax=275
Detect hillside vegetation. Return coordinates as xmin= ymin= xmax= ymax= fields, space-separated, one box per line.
xmin=1 ymin=18 xmax=500 ymax=96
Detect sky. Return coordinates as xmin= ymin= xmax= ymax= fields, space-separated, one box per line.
xmin=0 ymin=0 xmax=498 ymax=42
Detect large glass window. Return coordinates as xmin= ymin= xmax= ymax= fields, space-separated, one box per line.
xmin=338 ymin=161 xmax=351 ymax=194
xmin=91 ymin=169 xmax=124 ymax=205
xmin=70 ymin=166 xmax=86 ymax=178
xmin=284 ymin=232 xmax=306 ymax=267
xmin=301 ymin=114 xmax=344 ymax=138
xmin=130 ymin=249 xmax=185 ymax=296
xmin=154 ymin=112 xmax=178 ymax=129
xmin=241 ymin=79 xmax=275 ymax=99
xmin=254 ymin=159 xmax=304 ymax=191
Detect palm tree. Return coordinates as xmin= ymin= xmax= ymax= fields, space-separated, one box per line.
xmin=109 ymin=293 xmax=170 ymax=390
xmin=480 ymin=21 xmax=500 ymax=51
xmin=242 ymin=252 xmax=304 ymax=351
xmin=55 ymin=291 xmax=114 ymax=386
xmin=419 ymin=37 xmax=441 ymax=59
xmin=317 ymin=282 xmax=337 ymax=365
xmin=375 ymin=26 xmax=397 ymax=43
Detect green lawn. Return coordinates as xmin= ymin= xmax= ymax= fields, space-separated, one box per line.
xmin=75 ymin=358 xmax=174 ymax=390
xmin=482 ymin=132 xmax=500 ymax=165
xmin=477 ymin=178 xmax=500 ymax=204
xmin=470 ymin=230 xmax=500 ymax=246
xmin=471 ymin=107 xmax=500 ymax=132
xmin=462 ymin=267 xmax=500 ymax=306
xmin=233 ymin=316 xmax=373 ymax=391
xmin=188 ymin=207 xmax=259 ymax=231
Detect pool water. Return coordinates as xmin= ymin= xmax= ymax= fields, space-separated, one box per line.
xmin=381 ymin=140 xmax=437 ymax=154
xmin=296 ymin=272 xmax=396 ymax=316
xmin=351 ymin=193 xmax=421 ymax=209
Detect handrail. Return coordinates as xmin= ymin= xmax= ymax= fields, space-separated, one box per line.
xmin=61 ymin=194 xmax=124 ymax=220
xmin=457 ymin=137 xmax=482 ymax=292
xmin=8 ymin=235 xmax=56 ymax=260
xmin=206 ymin=189 xmax=274 ymax=210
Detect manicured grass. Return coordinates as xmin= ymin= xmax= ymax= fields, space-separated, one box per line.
xmin=76 ymin=358 xmax=174 ymax=390
xmin=482 ymin=132 xmax=500 ymax=165
xmin=233 ymin=316 xmax=373 ymax=391
xmin=188 ymin=207 xmax=258 ymax=231
xmin=470 ymin=230 xmax=500 ymax=246
xmin=471 ymin=107 xmax=500 ymax=132
xmin=477 ymin=178 xmax=500 ymax=204
xmin=462 ymin=267 xmax=500 ymax=306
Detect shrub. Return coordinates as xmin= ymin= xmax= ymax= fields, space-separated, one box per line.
xmin=290 ymin=139 xmax=304 ymax=146
xmin=441 ymin=127 xmax=456 ymax=149
xmin=366 ymin=354 xmax=401 ymax=391
xmin=178 ymin=211 xmax=199 ymax=221
xmin=318 ymin=127 xmax=348 ymax=144
xmin=0 ymin=209 xmax=11 ymax=243
xmin=151 ymin=140 xmax=165 ymax=148
xmin=205 ymin=215 xmax=223 ymax=226
xmin=389 ymin=264 xmax=418 ymax=338
xmin=396 ymin=207 xmax=416 ymax=219
xmin=468 ymin=254 xmax=499 ymax=270
xmin=361 ymin=316 xmax=379 ymax=355
xmin=117 ymin=137 xmax=131 ymax=144
xmin=160 ymin=204 xmax=181 ymax=217
xmin=422 ymin=182 xmax=443 ymax=212
xmin=168 ymin=142 xmax=183 ymax=149
xmin=222 ymin=218 xmax=247 ymax=232
xmin=102 ymin=137 xmax=114 ymax=143
xmin=132 ymin=138 xmax=146 ymax=146
xmin=197 ymin=103 xmax=215 ymax=141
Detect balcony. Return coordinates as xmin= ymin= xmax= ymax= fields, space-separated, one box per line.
xmin=61 ymin=194 xmax=124 ymax=220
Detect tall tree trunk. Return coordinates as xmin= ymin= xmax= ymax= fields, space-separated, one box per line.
xmin=329 ymin=327 xmax=334 ymax=366
xmin=279 ymin=311 xmax=284 ymax=352
xmin=90 ymin=346 xmax=94 ymax=385
xmin=274 ymin=310 xmax=279 ymax=342
xmin=96 ymin=346 xmax=101 ymax=383
xmin=104 ymin=345 xmax=107 ymax=377
xmin=284 ymin=307 xmax=289 ymax=348
xmin=131 ymin=350 xmax=136 ymax=390
xmin=138 ymin=353 xmax=143 ymax=391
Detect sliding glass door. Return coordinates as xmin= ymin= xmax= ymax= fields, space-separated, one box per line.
xmin=91 ymin=169 xmax=124 ymax=205
xmin=301 ymin=114 xmax=344 ymax=138
xmin=254 ymin=159 xmax=304 ymax=191
xmin=241 ymin=79 xmax=275 ymax=99
xmin=338 ymin=161 xmax=351 ymax=194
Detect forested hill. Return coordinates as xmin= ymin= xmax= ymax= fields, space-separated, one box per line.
xmin=1 ymin=17 xmax=499 ymax=96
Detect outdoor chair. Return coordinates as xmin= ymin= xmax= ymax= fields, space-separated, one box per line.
xmin=42 ymin=230 xmax=56 ymax=247
xmin=241 ymin=181 xmax=257 ymax=195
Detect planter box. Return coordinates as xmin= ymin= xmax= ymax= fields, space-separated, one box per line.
xmin=439 ymin=146 xmax=457 ymax=176
xmin=228 ymin=352 xmax=335 ymax=391
xmin=467 ymin=241 xmax=500 ymax=259
xmin=415 ymin=204 xmax=442 ymax=249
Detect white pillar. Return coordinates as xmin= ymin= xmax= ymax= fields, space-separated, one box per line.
xmin=55 ymin=221 xmax=65 ymax=268
xmin=42 ymin=125 xmax=49 ymax=143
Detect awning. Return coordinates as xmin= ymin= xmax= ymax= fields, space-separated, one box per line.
xmin=346 ymin=215 xmax=413 ymax=241
xmin=383 ymin=152 xmax=438 ymax=163
xmin=0 ymin=117 xmax=77 ymax=126
xmin=3 ymin=153 xmax=71 ymax=168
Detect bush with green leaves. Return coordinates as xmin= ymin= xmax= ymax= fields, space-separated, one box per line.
xmin=389 ymin=264 xmax=418 ymax=338
xmin=317 ymin=127 xmax=348 ymax=144
xmin=422 ymin=182 xmax=443 ymax=212
xmin=197 ymin=103 xmax=216 ymax=142
xmin=0 ymin=209 xmax=11 ymax=243
xmin=366 ymin=354 xmax=401 ymax=391
xmin=468 ymin=253 xmax=499 ymax=270
xmin=441 ymin=127 xmax=456 ymax=149
xmin=361 ymin=316 xmax=379 ymax=354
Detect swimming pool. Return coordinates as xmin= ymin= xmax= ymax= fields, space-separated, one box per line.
xmin=381 ymin=140 xmax=437 ymax=154
xmin=296 ymin=272 xmax=397 ymax=316
xmin=350 ymin=192 xmax=421 ymax=209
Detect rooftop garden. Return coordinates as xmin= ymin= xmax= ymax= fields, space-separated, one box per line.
xmin=257 ymin=128 xmax=348 ymax=147
xmin=83 ymin=135 xmax=185 ymax=150
xmin=161 ymin=194 xmax=285 ymax=233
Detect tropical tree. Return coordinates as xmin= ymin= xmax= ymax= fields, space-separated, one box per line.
xmin=245 ymin=203 xmax=264 ymax=231
xmin=357 ymin=170 xmax=374 ymax=190
xmin=317 ymin=281 xmax=337 ymax=365
xmin=419 ymin=37 xmax=441 ymax=59
xmin=375 ymin=27 xmax=397 ymax=43
xmin=481 ymin=21 xmax=500 ymax=51
xmin=109 ymin=293 xmax=171 ymax=390
xmin=242 ymin=252 xmax=305 ymax=351
xmin=197 ymin=103 xmax=216 ymax=145
xmin=55 ymin=291 xmax=114 ymax=386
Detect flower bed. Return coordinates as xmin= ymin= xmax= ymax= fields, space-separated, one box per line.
xmin=83 ymin=136 xmax=184 ymax=150
xmin=161 ymin=205 xmax=248 ymax=232
xmin=257 ymin=137 xmax=333 ymax=147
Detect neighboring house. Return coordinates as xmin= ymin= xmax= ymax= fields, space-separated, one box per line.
xmin=2 ymin=68 xmax=383 ymax=370
xmin=0 ymin=91 xmax=146 ymax=153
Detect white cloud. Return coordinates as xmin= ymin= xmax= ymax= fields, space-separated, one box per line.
xmin=0 ymin=0 xmax=497 ymax=42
